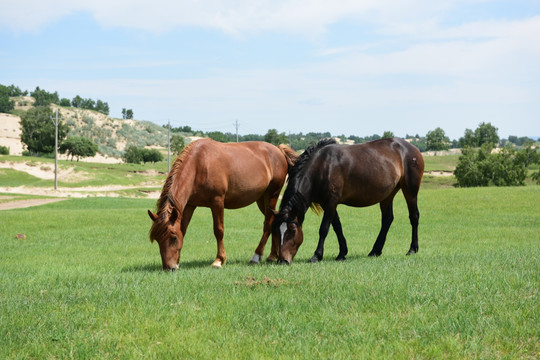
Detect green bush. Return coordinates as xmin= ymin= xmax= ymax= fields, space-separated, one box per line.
xmin=0 ymin=145 xmax=9 ymax=155
xmin=454 ymin=144 xmax=527 ymax=187
xmin=122 ymin=145 xmax=163 ymax=164
xmin=123 ymin=145 xmax=143 ymax=164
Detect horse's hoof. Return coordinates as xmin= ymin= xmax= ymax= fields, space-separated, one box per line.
xmin=308 ymin=256 xmax=320 ymax=263
xmin=368 ymin=251 xmax=381 ymax=257
xmin=406 ymin=249 xmax=417 ymax=256
xmin=211 ymin=260 xmax=223 ymax=268
xmin=335 ymin=256 xmax=347 ymax=262
xmin=265 ymin=255 xmax=278 ymax=263
xmin=249 ymin=253 xmax=261 ymax=265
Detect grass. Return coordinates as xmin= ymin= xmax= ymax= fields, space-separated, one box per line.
xmin=423 ymin=154 xmax=459 ymax=172
xmin=0 ymin=155 xmax=167 ymax=189
xmin=1 ymin=186 xmax=538 ymax=359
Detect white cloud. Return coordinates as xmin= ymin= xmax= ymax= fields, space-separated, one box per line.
xmin=0 ymin=0 xmax=487 ymax=34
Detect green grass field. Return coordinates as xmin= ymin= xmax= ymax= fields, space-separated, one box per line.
xmin=1 ymin=184 xmax=538 ymax=359
xmin=0 ymin=155 xmax=167 ymax=189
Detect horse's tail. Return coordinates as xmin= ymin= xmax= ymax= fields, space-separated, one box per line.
xmin=310 ymin=202 xmax=323 ymax=216
xmin=278 ymin=144 xmax=299 ymax=170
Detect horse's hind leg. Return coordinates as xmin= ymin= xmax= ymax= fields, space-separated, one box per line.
xmin=368 ymin=196 xmax=395 ymax=257
xmin=404 ymin=193 xmax=420 ymax=255
xmin=250 ymin=196 xmax=278 ymax=264
xmin=332 ymin=212 xmax=348 ymax=261
xmin=402 ymin=161 xmax=422 ymax=255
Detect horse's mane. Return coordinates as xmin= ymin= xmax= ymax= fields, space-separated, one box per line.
xmin=278 ymin=138 xmax=337 ymax=219
xmin=150 ymin=139 xmax=202 ymax=242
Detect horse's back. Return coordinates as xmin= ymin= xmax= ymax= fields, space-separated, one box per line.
xmin=185 ymin=139 xmax=288 ymax=208
xmin=312 ymin=138 xmax=422 ymax=206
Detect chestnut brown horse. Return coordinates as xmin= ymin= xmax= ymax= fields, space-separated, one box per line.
xmin=148 ymin=139 xmax=297 ymax=270
xmin=273 ymin=137 xmax=424 ymax=264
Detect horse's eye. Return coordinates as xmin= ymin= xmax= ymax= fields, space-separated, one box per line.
xmin=170 ymin=236 xmax=177 ymax=245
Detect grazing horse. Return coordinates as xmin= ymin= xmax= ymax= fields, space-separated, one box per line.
xmin=273 ymin=137 xmax=424 ymax=264
xmin=148 ymin=139 xmax=298 ymax=270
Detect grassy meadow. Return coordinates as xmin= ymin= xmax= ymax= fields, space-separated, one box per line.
xmin=1 ymin=176 xmax=538 ymax=359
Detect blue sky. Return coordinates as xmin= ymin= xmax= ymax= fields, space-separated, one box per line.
xmin=1 ymin=0 xmax=539 ymax=140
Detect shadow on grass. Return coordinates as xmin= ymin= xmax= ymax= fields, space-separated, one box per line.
xmin=121 ymin=258 xmax=260 ymax=272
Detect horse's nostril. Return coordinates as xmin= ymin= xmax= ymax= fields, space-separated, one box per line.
xmin=278 ymin=259 xmax=290 ymax=265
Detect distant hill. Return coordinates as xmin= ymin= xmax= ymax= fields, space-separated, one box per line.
xmin=0 ymin=97 xmax=169 ymax=162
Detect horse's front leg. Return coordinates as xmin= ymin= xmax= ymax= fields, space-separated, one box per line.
xmin=210 ymin=203 xmax=226 ymax=268
xmin=368 ymin=197 xmax=395 ymax=257
xmin=332 ymin=211 xmax=348 ymax=261
xmin=310 ymin=210 xmax=335 ymax=263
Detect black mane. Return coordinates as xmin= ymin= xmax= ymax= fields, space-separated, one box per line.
xmin=276 ymin=138 xmax=336 ymax=224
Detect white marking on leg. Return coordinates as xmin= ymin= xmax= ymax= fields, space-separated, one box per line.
xmin=280 ymin=222 xmax=287 ymax=245
xmin=250 ymin=253 xmax=261 ymax=263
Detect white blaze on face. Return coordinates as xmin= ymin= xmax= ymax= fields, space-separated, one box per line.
xmin=280 ymin=222 xmax=287 ymax=245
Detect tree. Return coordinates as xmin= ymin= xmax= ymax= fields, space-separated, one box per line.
xmin=95 ymin=100 xmax=110 ymax=115
xmin=171 ymin=134 xmax=185 ymax=156
xmin=30 ymin=86 xmax=59 ymax=106
xmin=59 ymin=136 xmax=98 ymax=161
xmin=426 ymin=127 xmax=450 ymax=151
xmin=382 ymin=131 xmax=394 ymax=139
xmin=264 ymin=129 xmax=288 ymax=145
xmin=122 ymin=108 xmax=134 ymax=119
xmin=475 ymin=122 xmax=499 ymax=147
xmin=20 ymin=106 xmax=68 ymax=156
xmin=0 ymin=84 xmax=15 ymax=113
xmin=72 ymin=95 xmax=83 ymax=108
xmin=459 ymin=128 xmax=477 ymax=147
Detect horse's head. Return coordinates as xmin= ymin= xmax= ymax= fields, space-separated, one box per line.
xmin=272 ymin=210 xmax=304 ymax=265
xmin=148 ymin=208 xmax=183 ymax=270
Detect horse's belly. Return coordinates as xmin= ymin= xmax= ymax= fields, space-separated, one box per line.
xmin=341 ymin=180 xmax=399 ymax=207
xmin=223 ymin=189 xmax=265 ymax=209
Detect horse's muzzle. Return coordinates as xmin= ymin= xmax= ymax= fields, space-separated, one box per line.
xmin=277 ymin=259 xmax=290 ymax=266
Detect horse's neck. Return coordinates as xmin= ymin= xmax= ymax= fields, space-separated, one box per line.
xmin=288 ymin=181 xmax=311 ymax=218
xmin=165 ymin=172 xmax=194 ymax=213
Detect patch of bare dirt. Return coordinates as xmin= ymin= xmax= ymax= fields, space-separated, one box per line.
xmin=0 ymin=160 xmax=91 ymax=182
xmin=0 ymin=185 xmax=161 ymax=199
xmin=0 ymin=198 xmax=66 ymax=210
xmin=426 ymin=171 xmax=454 ymax=177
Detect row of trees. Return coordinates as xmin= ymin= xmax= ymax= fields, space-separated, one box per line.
xmin=165 ymin=122 xmax=527 ymax=153
xmin=0 ymin=83 xmax=135 ymax=117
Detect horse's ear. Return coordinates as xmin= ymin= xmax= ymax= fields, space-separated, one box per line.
xmin=148 ymin=210 xmax=158 ymax=222
xmin=170 ymin=207 xmax=179 ymax=223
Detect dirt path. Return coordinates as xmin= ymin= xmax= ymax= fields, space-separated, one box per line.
xmin=0 ymin=198 xmax=67 ymax=210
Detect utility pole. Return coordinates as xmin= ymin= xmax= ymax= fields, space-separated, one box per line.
xmin=51 ymin=108 xmax=59 ymax=190
xmin=167 ymin=119 xmax=171 ymax=173
xmin=234 ymin=119 xmax=239 ymax=142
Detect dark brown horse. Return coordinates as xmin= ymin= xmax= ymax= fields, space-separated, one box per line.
xmin=273 ymin=137 xmax=424 ymax=264
xmin=148 ymin=139 xmax=298 ymax=270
